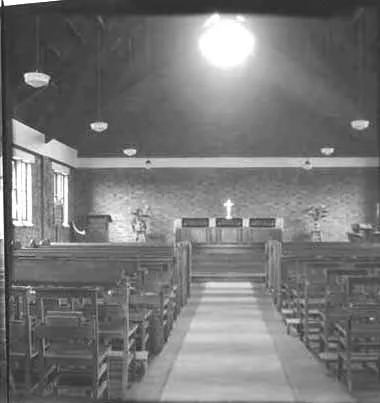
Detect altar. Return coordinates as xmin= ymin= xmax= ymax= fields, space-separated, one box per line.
xmin=174 ymin=217 xmax=283 ymax=244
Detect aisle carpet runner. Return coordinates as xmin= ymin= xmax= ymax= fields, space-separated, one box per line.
xmin=161 ymin=282 xmax=294 ymax=401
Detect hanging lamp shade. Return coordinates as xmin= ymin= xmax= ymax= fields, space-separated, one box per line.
xmin=320 ymin=147 xmax=335 ymax=156
xmin=350 ymin=118 xmax=370 ymax=131
xmin=90 ymin=16 xmax=109 ymax=133
xmin=24 ymin=71 xmax=50 ymax=88
xmin=351 ymin=9 xmax=370 ymax=131
xmin=90 ymin=121 xmax=108 ymax=133
xmin=123 ymin=148 xmax=137 ymax=157
xmin=24 ymin=16 xmax=51 ymax=88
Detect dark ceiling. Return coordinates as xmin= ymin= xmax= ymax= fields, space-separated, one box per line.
xmin=4 ymin=1 xmax=380 ymax=157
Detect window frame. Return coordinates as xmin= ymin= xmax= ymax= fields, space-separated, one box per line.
xmin=53 ymin=168 xmax=70 ymax=227
xmin=12 ymin=158 xmax=33 ymax=227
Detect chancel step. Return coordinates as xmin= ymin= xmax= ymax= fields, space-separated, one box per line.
xmin=192 ymin=273 xmax=265 ymax=283
xmin=192 ymin=243 xmax=265 ymax=281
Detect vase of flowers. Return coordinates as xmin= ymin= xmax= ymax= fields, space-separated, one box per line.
xmin=305 ymin=205 xmax=328 ymax=242
xmin=131 ymin=205 xmax=152 ymax=242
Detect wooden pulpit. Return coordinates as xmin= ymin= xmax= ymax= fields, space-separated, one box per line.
xmin=86 ymin=214 xmax=112 ymax=242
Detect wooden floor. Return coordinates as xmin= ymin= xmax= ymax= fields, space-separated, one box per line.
xmin=15 ymin=282 xmax=380 ymax=403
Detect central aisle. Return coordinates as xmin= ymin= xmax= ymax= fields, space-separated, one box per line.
xmin=161 ymin=282 xmax=294 ymax=401
xmin=129 ymin=282 xmax=356 ymax=403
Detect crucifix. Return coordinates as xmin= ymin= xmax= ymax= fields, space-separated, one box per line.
xmin=224 ymin=199 xmax=234 ymax=220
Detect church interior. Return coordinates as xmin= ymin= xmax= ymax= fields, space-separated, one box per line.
xmin=1 ymin=0 xmax=380 ymax=402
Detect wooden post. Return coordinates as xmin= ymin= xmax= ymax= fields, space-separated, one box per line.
xmin=0 ymin=240 xmax=7 ymax=402
xmin=187 ymin=242 xmax=192 ymax=299
xmin=24 ymin=288 xmax=32 ymax=391
xmin=121 ymin=282 xmax=130 ymax=400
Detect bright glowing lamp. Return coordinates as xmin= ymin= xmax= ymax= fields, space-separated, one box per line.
xmin=123 ymin=148 xmax=137 ymax=157
xmin=24 ymin=71 xmax=50 ymax=88
xmin=90 ymin=121 xmax=108 ymax=133
xmin=350 ymin=118 xmax=370 ymax=131
xmin=320 ymin=147 xmax=335 ymax=156
xmin=199 ymin=14 xmax=255 ymax=70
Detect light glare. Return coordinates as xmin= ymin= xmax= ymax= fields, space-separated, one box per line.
xmin=199 ymin=16 xmax=255 ymax=70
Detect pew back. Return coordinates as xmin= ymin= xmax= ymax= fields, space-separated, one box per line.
xmin=13 ymin=243 xmax=177 ymax=286
xmin=265 ymin=240 xmax=380 ymax=309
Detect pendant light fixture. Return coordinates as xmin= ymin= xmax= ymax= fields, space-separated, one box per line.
xmin=123 ymin=148 xmax=137 ymax=157
xmin=199 ymin=14 xmax=255 ymax=70
xmin=302 ymin=159 xmax=313 ymax=171
xmin=90 ymin=17 xmax=108 ymax=133
xmin=24 ymin=16 xmax=51 ymax=88
xmin=320 ymin=147 xmax=335 ymax=156
xmin=350 ymin=8 xmax=370 ymax=131
xmin=145 ymin=160 xmax=152 ymax=170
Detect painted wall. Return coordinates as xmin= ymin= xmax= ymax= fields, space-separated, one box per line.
xmin=74 ymin=167 xmax=379 ymax=243
xmin=13 ymin=154 xmax=75 ymax=246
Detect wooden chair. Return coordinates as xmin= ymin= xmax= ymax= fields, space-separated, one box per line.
xmin=35 ymin=287 xmax=110 ymax=400
xmin=9 ymin=286 xmax=40 ymax=394
xmin=336 ymin=276 xmax=380 ymax=392
xmin=337 ymin=307 xmax=380 ymax=392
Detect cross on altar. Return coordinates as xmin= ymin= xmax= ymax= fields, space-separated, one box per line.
xmin=224 ymin=199 xmax=234 ymax=220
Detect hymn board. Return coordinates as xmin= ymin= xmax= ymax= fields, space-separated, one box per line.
xmin=174 ymin=199 xmax=283 ymax=244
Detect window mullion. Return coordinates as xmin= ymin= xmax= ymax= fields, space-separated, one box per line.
xmin=64 ymin=175 xmax=69 ymax=225
xmin=22 ymin=162 xmax=26 ymax=221
xmin=16 ymin=161 xmax=23 ymax=221
xmin=27 ymin=164 xmax=32 ymax=223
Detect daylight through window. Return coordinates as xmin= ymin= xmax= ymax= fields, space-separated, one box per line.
xmin=12 ymin=159 xmax=33 ymax=225
xmin=53 ymin=170 xmax=69 ymax=226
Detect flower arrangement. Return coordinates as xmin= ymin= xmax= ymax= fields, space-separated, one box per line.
xmin=305 ymin=205 xmax=328 ymax=221
xmin=305 ymin=205 xmax=328 ymax=242
xmin=131 ymin=205 xmax=152 ymax=242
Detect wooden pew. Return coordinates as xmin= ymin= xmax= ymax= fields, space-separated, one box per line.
xmin=95 ymin=285 xmax=145 ymax=400
xmin=282 ymin=260 xmax=343 ymax=336
xmin=34 ymin=287 xmax=111 ymax=400
xmin=12 ymin=242 xmax=191 ymax=306
xmin=13 ymin=242 xmax=191 ymax=323
xmin=281 ymin=258 xmax=380 ymax=337
xmin=335 ymin=276 xmax=380 ymax=392
xmin=9 ymin=286 xmax=41 ymax=395
xmin=266 ymin=240 xmax=380 ymax=310
xmin=265 ymin=240 xmax=380 ymax=303
xmin=319 ymin=266 xmax=380 ymax=355
xmin=32 ymin=281 xmax=152 ymax=400
xmin=300 ymin=267 xmax=380 ymax=371
xmin=12 ymin=242 xmax=192 ymax=398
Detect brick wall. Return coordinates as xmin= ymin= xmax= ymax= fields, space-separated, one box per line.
xmin=74 ymin=168 xmax=379 ymax=243
xmin=13 ymin=155 xmax=75 ymax=246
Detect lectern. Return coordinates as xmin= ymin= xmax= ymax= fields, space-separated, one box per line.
xmin=86 ymin=214 xmax=112 ymax=242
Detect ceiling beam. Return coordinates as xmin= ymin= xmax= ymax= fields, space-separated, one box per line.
xmin=96 ymin=15 xmax=106 ymax=29
xmin=46 ymin=45 xmax=62 ymax=60
xmin=77 ymin=157 xmax=380 ymax=169
xmin=17 ymin=0 xmax=377 ymax=17
xmin=65 ymin=18 xmax=87 ymax=45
